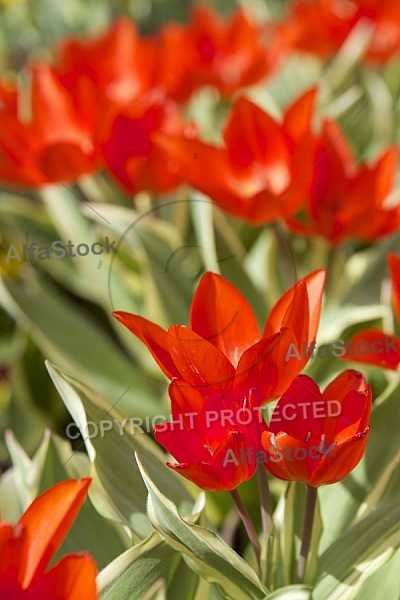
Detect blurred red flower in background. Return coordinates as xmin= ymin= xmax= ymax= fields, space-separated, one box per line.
xmin=0 ymin=65 xmax=99 ymax=187
xmin=286 ymin=120 xmax=400 ymax=245
xmin=261 ymin=370 xmax=372 ymax=486
xmin=156 ymin=88 xmax=318 ymax=224
xmin=56 ymin=17 xmax=155 ymax=122
xmin=0 ymin=479 xmax=97 ymax=599
xmin=340 ymin=252 xmax=400 ymax=369
xmin=56 ymin=6 xmax=281 ymax=107
xmin=114 ymin=269 xmax=325 ymax=403
xmin=156 ymin=4 xmax=283 ymax=102
xmin=154 ymin=381 xmax=267 ymax=491
xmin=279 ymin=0 xmax=400 ymax=64
xmin=98 ymin=90 xmax=190 ymax=195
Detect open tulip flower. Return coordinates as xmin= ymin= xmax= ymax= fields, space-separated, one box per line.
xmin=56 ymin=17 xmax=155 ymax=119
xmin=340 ymin=253 xmax=400 ymax=369
xmin=114 ymin=269 xmax=325 ymax=403
xmin=279 ymin=0 xmax=400 ymax=64
xmin=286 ymin=119 xmax=400 ymax=245
xmin=0 ymin=478 xmax=97 ymax=599
xmin=154 ymin=380 xmax=267 ymax=491
xmin=261 ymin=370 xmax=372 ymax=486
xmin=0 ymin=64 xmax=99 ymax=188
xmin=160 ymin=4 xmax=282 ymax=101
xmin=156 ymin=87 xmax=318 ymax=224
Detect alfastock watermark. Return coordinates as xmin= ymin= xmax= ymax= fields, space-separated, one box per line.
xmin=5 ymin=237 xmax=117 ymax=262
xmin=285 ymin=337 xmax=398 ymax=361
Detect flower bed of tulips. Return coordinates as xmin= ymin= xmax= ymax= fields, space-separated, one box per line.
xmin=1 ymin=0 xmax=400 ymax=598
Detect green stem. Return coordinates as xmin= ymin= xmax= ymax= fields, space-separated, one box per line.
xmin=256 ymin=466 xmax=272 ymax=535
xmin=230 ymin=488 xmax=261 ymax=573
xmin=272 ymin=222 xmax=298 ymax=284
xmin=295 ymin=485 xmax=318 ymax=583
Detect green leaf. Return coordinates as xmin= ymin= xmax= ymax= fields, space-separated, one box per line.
xmin=0 ymin=467 xmax=23 ymax=523
xmin=260 ymin=522 xmax=280 ymax=592
xmin=45 ymin=361 xmax=193 ymax=538
xmin=274 ymin=482 xmax=322 ymax=587
xmin=98 ymin=487 xmax=207 ymax=600
xmin=265 ymin=585 xmax=313 ymax=600
xmin=0 ymin=275 xmax=159 ymax=418
xmin=136 ymin=452 xmax=268 ymax=600
xmin=314 ymin=501 xmax=400 ymax=600
xmin=274 ymin=482 xmax=305 ymax=586
xmin=98 ymin=533 xmax=177 ymax=600
xmin=355 ymin=546 xmax=400 ymax=600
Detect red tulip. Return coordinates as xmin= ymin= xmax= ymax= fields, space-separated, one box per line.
xmin=98 ymin=90 xmax=189 ymax=195
xmin=113 ymin=269 xmax=325 ymax=403
xmin=0 ymin=65 xmax=98 ymax=188
xmin=0 ymin=479 xmax=97 ymax=599
xmin=279 ymin=0 xmax=400 ymax=64
xmin=154 ymin=380 xmax=267 ymax=491
xmin=261 ymin=370 xmax=372 ymax=486
xmin=56 ymin=17 xmax=155 ymax=123
xmin=156 ymin=88 xmax=318 ymax=224
xmin=286 ymin=120 xmax=400 ymax=245
xmin=158 ymin=4 xmax=283 ymax=101
xmin=340 ymin=253 xmax=400 ymax=369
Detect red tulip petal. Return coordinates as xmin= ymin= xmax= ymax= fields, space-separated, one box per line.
xmin=268 ymin=375 xmax=325 ymax=444
xmin=35 ymin=553 xmax=98 ymax=600
xmin=340 ymin=329 xmax=400 ymax=370
xmin=155 ymin=134 xmax=231 ymax=192
xmin=283 ymin=87 xmax=317 ymax=145
xmin=234 ymin=328 xmax=300 ymax=402
xmin=310 ymin=429 xmax=370 ymax=487
xmin=211 ymin=430 xmax=256 ymax=485
xmin=30 ymin=65 xmax=84 ymax=145
xmin=190 ymin=272 xmax=260 ymax=366
xmin=168 ymin=379 xmax=206 ymax=421
xmin=223 ymin=96 xmax=289 ymax=170
xmin=38 ymin=142 xmax=96 ymax=183
xmin=154 ymin=424 xmax=209 ymax=464
xmin=167 ymin=325 xmax=235 ymax=393
xmin=17 ymin=479 xmax=91 ymax=588
xmin=263 ymin=269 xmax=325 ymax=346
xmin=167 ymin=461 xmax=235 ymax=492
xmin=200 ymin=390 xmax=238 ymax=446
xmin=388 ymin=253 xmax=400 ymax=326
xmin=262 ymin=279 xmax=310 ymax=368
xmin=0 ymin=523 xmax=25 ymax=579
xmin=261 ymin=431 xmax=311 ymax=484
xmin=351 ymin=146 xmax=399 ymax=209
xmin=322 ymin=370 xmax=372 ymax=444
xmin=167 ymin=431 xmax=254 ymax=491
xmin=112 ymin=312 xmax=180 ymax=380
xmin=321 ymin=369 xmax=368 ymax=400
xmin=303 ymin=269 xmax=326 ymax=343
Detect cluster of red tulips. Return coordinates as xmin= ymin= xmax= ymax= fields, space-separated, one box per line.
xmin=1 ymin=2 xmax=400 ymax=242
xmin=1 ymin=1 xmax=400 ymax=598
xmin=115 ymin=270 xmax=372 ymax=490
